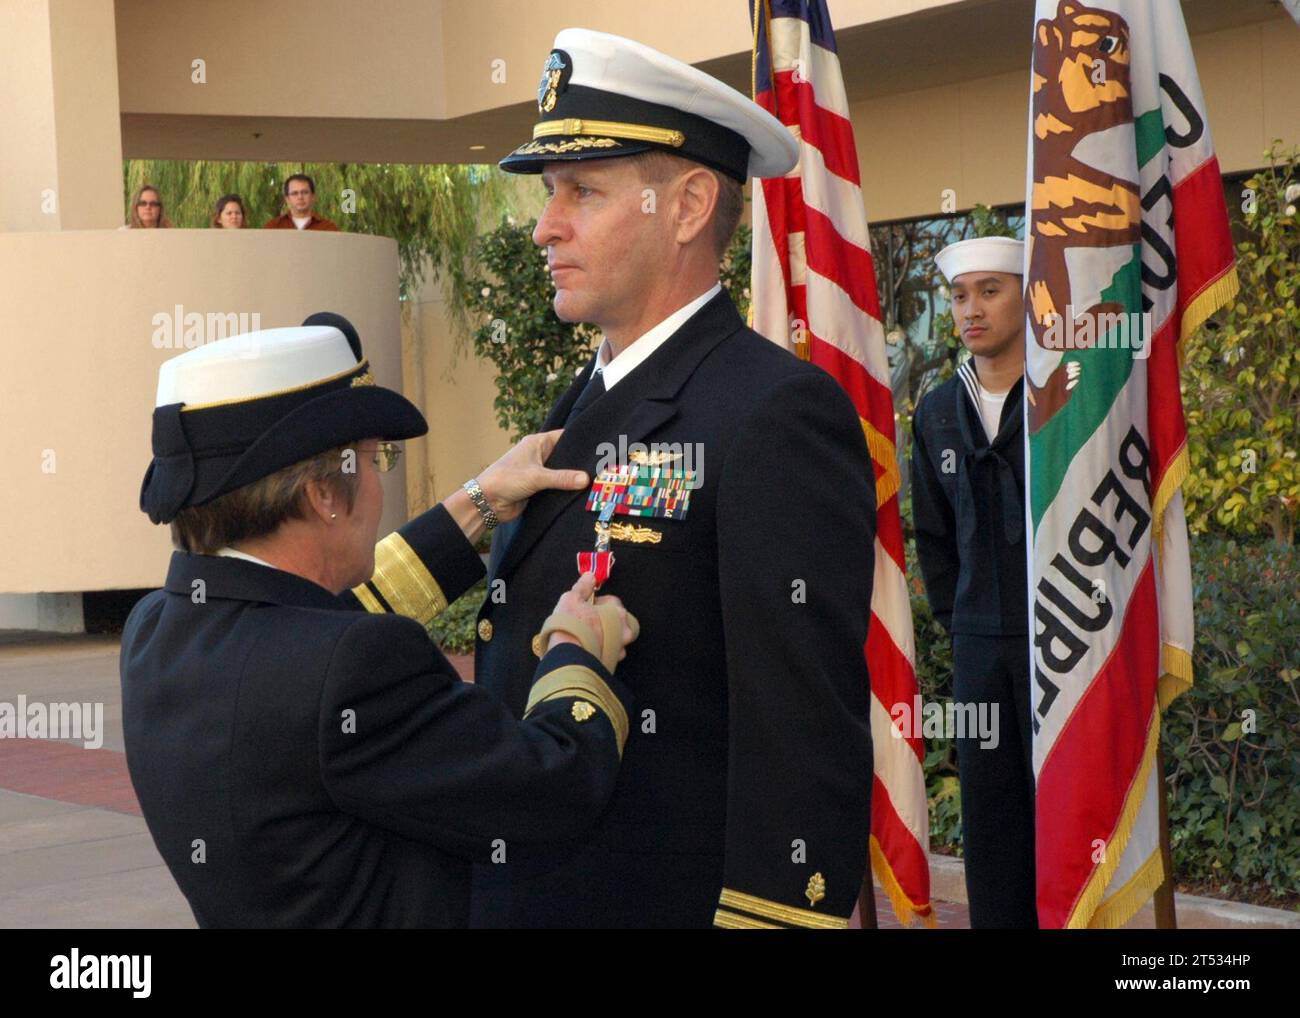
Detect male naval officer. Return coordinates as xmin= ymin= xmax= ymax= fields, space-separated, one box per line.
xmin=468 ymin=29 xmax=878 ymax=929
xmin=910 ymin=237 xmax=1038 ymax=928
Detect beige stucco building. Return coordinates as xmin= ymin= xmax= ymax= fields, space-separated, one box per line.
xmin=2 ymin=0 xmax=1296 ymax=628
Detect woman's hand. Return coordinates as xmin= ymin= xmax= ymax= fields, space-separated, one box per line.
xmin=478 ymin=429 xmax=588 ymax=524
xmin=547 ymin=571 xmax=639 ymax=666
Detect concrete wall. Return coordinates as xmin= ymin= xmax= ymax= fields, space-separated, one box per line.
xmin=0 ymin=230 xmax=406 ymax=593
xmin=850 ymin=18 xmax=1300 ymax=221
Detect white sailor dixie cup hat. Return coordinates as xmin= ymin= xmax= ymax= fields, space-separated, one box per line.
xmin=139 ymin=312 xmax=426 ymax=525
xmin=934 ymin=236 xmax=1026 ymax=284
xmin=499 ymin=28 xmax=800 ymax=182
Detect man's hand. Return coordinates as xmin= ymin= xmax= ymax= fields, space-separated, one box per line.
xmin=478 ymin=429 xmax=588 ymax=524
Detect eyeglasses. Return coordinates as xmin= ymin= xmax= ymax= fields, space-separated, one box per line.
xmin=372 ymin=442 xmax=402 ymax=473
xmin=137 ymin=200 xmax=161 ymax=208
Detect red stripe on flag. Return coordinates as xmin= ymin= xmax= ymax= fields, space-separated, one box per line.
xmin=867 ymin=621 xmax=925 ymax=762
xmin=1035 ymin=560 xmax=1161 ymax=928
xmin=1172 ymin=156 xmax=1235 ymax=321
xmin=770 ymin=70 xmax=861 ymax=186
xmin=1148 ymin=156 xmax=1236 ymax=490
xmin=804 ymin=203 xmax=883 ymax=318
xmin=875 ymin=497 xmax=907 ymax=572
xmin=871 ymin=772 xmax=932 ymax=916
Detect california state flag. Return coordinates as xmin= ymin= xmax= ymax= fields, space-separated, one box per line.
xmin=1024 ymin=0 xmax=1237 ymax=928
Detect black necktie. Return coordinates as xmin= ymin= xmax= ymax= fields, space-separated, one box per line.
xmin=564 ymin=368 xmax=606 ymax=425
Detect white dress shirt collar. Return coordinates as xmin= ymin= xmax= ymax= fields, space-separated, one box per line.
xmin=595 ymin=282 xmax=722 ymax=390
xmin=215 ymin=546 xmax=276 ymax=569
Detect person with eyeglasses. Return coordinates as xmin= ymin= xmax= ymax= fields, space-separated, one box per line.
xmin=121 ymin=311 xmax=638 ymax=927
xmin=123 ymin=184 xmax=172 ymax=229
xmin=263 ymin=173 xmax=340 ymax=231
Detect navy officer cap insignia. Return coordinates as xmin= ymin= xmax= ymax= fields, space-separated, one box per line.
xmin=501 ymin=28 xmax=799 ymax=183
xmin=538 ymin=49 xmax=572 ymax=114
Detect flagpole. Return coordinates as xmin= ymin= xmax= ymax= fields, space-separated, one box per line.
xmin=858 ymin=869 xmax=878 ymax=929
xmin=1152 ymin=742 xmax=1177 ymax=928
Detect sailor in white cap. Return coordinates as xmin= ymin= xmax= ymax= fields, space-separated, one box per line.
xmin=911 ymin=236 xmax=1038 ymax=927
xmin=474 ymin=29 xmax=877 ymax=929
xmin=123 ymin=312 xmax=640 ymax=928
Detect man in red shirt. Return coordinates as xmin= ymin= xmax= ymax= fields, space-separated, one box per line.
xmin=264 ymin=173 xmax=340 ymax=231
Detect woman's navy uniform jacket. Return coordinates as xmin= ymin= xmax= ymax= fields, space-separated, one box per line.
xmin=910 ymin=361 xmax=1028 ymax=637
xmin=120 ymin=504 xmax=631 ymax=928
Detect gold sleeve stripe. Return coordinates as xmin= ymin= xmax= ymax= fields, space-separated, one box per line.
xmin=369 ymin=532 xmax=448 ymax=625
xmin=718 ymin=888 xmax=849 ymax=930
xmin=350 ymin=582 xmax=385 ymax=615
xmin=713 ymin=908 xmax=780 ymax=929
xmin=524 ymin=665 xmax=628 ymax=755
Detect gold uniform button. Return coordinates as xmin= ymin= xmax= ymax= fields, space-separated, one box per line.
xmin=571 ymin=701 xmax=596 ymax=722
xmin=477 ymin=619 xmax=493 ymax=642
xmin=532 ymin=633 xmax=544 ymax=657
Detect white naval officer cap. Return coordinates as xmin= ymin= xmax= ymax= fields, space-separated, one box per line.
xmin=499 ymin=28 xmax=800 ymax=182
xmin=935 ymin=236 xmax=1026 ymax=283
xmin=140 ymin=312 xmax=425 ymax=525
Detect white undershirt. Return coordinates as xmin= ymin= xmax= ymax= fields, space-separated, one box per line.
xmin=216 ymin=546 xmax=275 ymax=569
xmin=292 ymin=215 xmax=312 ymax=230
xmin=595 ymin=283 xmax=721 ymax=390
xmin=978 ymin=388 xmax=1009 ymax=443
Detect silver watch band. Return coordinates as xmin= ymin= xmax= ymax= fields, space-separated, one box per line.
xmin=462 ymin=478 xmax=500 ymax=530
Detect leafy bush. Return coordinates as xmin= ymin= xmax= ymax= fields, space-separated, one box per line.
xmin=1184 ymin=142 xmax=1299 ymax=544
xmin=464 ymin=217 xmax=599 ymax=441
xmin=427 ymin=580 xmax=487 ymax=656
xmin=1163 ymin=537 xmax=1300 ymax=907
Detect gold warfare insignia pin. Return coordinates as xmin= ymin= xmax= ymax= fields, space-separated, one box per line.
xmin=537 ymin=49 xmax=571 ymax=114
xmin=805 ymin=872 xmax=826 ymax=908
xmin=571 ymin=701 xmax=596 ymax=723
xmin=595 ymin=522 xmax=663 ymax=545
xmin=629 ymin=448 xmax=683 ymax=466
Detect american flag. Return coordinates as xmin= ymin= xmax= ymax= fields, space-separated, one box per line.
xmin=749 ymin=0 xmax=932 ymax=927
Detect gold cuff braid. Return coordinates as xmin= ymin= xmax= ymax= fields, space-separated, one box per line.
xmin=525 ymin=665 xmax=628 ymax=756
xmin=352 ymin=532 xmax=448 ymax=625
xmin=717 ymin=888 xmax=849 ymax=929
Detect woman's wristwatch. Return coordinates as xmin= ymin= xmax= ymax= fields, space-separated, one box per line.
xmin=462 ymin=478 xmax=500 ymax=530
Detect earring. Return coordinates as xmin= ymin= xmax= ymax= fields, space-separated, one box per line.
xmin=330 ymin=513 xmax=337 ymax=519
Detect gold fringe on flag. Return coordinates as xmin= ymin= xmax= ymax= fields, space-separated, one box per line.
xmin=1159 ymin=642 xmax=1194 ymax=712
xmin=862 ymin=418 xmax=901 ymax=507
xmin=869 ymin=835 xmax=936 ymax=928
xmin=1176 ymin=264 xmax=1240 ymax=365
xmin=1066 ymin=706 xmax=1163 ymax=928
xmin=1089 ymin=846 xmax=1166 ymax=929
xmin=1151 ymin=444 xmax=1189 ymax=550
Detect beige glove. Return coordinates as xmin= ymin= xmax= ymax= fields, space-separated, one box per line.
xmin=534 ymin=603 xmax=640 ymax=675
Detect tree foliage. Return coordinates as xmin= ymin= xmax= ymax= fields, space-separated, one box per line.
xmin=123 ymin=160 xmax=510 ymax=313
xmin=1183 ymin=142 xmax=1299 ymax=545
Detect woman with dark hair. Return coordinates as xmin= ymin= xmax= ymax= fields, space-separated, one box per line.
xmin=211 ymin=193 xmax=248 ymax=228
xmin=123 ymin=311 xmax=637 ymax=928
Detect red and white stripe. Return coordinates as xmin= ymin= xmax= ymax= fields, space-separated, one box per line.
xmin=751 ymin=8 xmax=932 ymax=926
